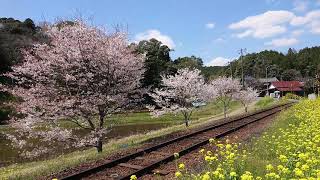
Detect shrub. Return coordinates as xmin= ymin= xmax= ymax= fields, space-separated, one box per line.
xmin=283 ymin=93 xmax=302 ymax=100
xmin=0 ymin=91 xmax=15 ymax=124
xmin=0 ymin=106 xmax=12 ymax=124
xmin=255 ymin=96 xmax=275 ymax=108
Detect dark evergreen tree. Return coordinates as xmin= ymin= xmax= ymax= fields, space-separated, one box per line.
xmin=134 ymin=38 xmax=174 ymax=89
xmin=173 ymin=55 xmax=203 ymax=70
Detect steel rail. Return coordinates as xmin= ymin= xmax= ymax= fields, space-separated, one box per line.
xmin=119 ymin=103 xmax=292 ymax=179
xmin=61 ymin=102 xmax=293 ymax=180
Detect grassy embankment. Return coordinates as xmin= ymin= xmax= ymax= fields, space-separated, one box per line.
xmin=176 ymin=98 xmax=319 ymax=179
xmin=0 ymin=98 xmax=280 ymax=180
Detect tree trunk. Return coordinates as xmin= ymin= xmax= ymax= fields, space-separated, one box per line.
xmin=223 ymin=105 xmax=227 ymax=119
xmin=97 ymin=137 xmax=103 ymax=153
xmin=245 ymin=106 xmax=248 ymax=113
xmin=182 ymin=111 xmax=189 ymax=127
xmin=96 ymin=107 xmax=105 ymax=153
xmin=185 ymin=119 xmax=189 ymax=127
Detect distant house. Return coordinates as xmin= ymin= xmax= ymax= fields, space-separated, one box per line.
xmin=268 ymin=81 xmax=304 ymax=97
xmin=257 ymin=77 xmax=279 ymax=96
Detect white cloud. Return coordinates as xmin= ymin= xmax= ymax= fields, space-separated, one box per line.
xmin=265 ymin=38 xmax=299 ymax=47
xmin=310 ymin=20 xmax=320 ymax=33
xmin=205 ymin=22 xmax=215 ymax=29
xmin=291 ymin=29 xmax=304 ymax=36
xmin=291 ymin=10 xmax=320 ymax=34
xmin=214 ymin=37 xmax=226 ymax=43
xmin=230 ymin=8 xmax=320 ymax=40
xmin=293 ymin=0 xmax=308 ymax=12
xmin=229 ymin=11 xmax=295 ymax=39
xmin=134 ymin=29 xmax=175 ymax=48
xmin=206 ymin=57 xmax=230 ymax=66
xmin=291 ymin=10 xmax=320 ymax=25
xmin=234 ymin=30 xmax=253 ymax=38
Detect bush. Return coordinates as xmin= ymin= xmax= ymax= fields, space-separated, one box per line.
xmin=255 ymin=96 xmax=275 ymax=108
xmin=283 ymin=93 xmax=302 ymax=100
xmin=0 ymin=91 xmax=17 ymax=124
xmin=0 ymin=106 xmax=11 ymax=124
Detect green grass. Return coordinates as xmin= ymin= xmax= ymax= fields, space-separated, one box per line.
xmin=255 ymin=96 xmax=276 ymax=109
xmin=59 ymin=101 xmax=240 ymax=128
xmin=239 ymin=101 xmax=299 ymax=176
xmin=0 ymin=100 xmax=281 ymax=180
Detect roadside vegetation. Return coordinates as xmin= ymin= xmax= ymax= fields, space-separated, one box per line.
xmin=175 ymin=98 xmax=319 ymax=179
xmin=0 ymin=100 xmax=241 ymax=179
xmin=255 ymin=96 xmax=275 ymax=109
xmin=0 ymin=98 xmax=288 ymax=180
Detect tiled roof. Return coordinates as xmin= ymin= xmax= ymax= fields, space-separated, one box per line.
xmin=277 ymin=87 xmax=303 ymax=92
xmin=271 ymin=81 xmax=303 ymax=88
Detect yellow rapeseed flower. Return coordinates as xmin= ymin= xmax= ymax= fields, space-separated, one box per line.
xmin=266 ymin=164 xmax=273 ymax=171
xmin=230 ymin=171 xmax=237 ymax=177
xmin=175 ymin=171 xmax=182 ymax=178
xmin=202 ymin=173 xmax=210 ymax=180
xmin=178 ymin=163 xmax=185 ymax=169
xmin=294 ymin=168 xmax=304 ymax=177
xmin=130 ymin=175 xmax=137 ymax=180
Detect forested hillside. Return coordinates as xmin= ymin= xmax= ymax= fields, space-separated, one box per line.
xmin=226 ymin=48 xmax=320 ymax=80
xmin=0 ymin=17 xmax=44 ymax=123
xmin=0 ymin=18 xmax=45 ymax=76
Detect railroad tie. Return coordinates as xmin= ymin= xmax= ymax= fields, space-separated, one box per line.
xmin=152 ymin=169 xmax=170 ymax=176
xmin=118 ymin=163 xmax=144 ymax=170
xmin=189 ymin=136 xmax=205 ymax=141
xmin=150 ymin=151 xmax=171 ymax=156
xmin=135 ymin=156 xmax=146 ymax=160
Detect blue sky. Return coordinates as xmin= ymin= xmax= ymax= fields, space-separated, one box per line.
xmin=1 ymin=0 xmax=320 ymax=66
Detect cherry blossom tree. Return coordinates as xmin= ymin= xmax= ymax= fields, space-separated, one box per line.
xmin=3 ymin=20 xmax=145 ymax=156
xmin=235 ymin=87 xmax=258 ymax=113
xmin=148 ymin=68 xmax=215 ymax=127
xmin=209 ymin=77 xmax=241 ymax=118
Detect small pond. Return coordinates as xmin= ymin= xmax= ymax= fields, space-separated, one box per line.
xmin=0 ymin=123 xmax=170 ymax=167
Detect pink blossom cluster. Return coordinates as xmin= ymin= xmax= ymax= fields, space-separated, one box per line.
xmin=149 ymin=73 xmax=258 ymax=125
xmin=3 ymin=20 xmax=145 ymax=155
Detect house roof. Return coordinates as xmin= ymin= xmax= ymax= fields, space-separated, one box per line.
xmin=270 ymin=81 xmax=304 ymax=92
xmin=277 ymin=87 xmax=303 ymax=91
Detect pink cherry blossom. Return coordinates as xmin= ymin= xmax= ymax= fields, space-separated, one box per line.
xmin=3 ymin=20 xmax=145 ymax=156
xmin=148 ymin=68 xmax=215 ymax=127
xmin=209 ymin=77 xmax=241 ymax=118
xmin=235 ymin=87 xmax=258 ymax=113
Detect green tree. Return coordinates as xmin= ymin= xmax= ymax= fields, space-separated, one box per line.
xmin=281 ymin=69 xmax=302 ymax=81
xmin=134 ymin=38 xmax=174 ymax=89
xmin=0 ymin=17 xmax=43 ymax=123
xmin=173 ymin=55 xmax=203 ymax=70
xmin=0 ymin=17 xmax=42 ymax=75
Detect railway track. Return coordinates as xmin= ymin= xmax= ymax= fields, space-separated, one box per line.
xmin=61 ymin=102 xmax=293 ymax=180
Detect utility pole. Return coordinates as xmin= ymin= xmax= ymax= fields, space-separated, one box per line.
xmin=229 ymin=61 xmax=233 ymax=79
xmin=265 ymin=65 xmax=270 ymax=96
xmin=239 ymin=48 xmax=246 ymax=88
